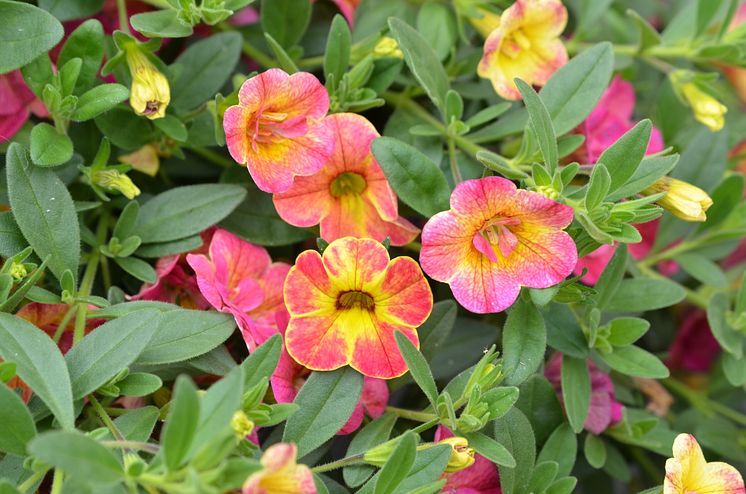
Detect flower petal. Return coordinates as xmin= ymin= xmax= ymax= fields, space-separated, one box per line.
xmin=376 ymin=257 xmax=433 ymax=327
xmin=283 ymin=250 xmax=337 ymax=316
xmin=349 ymin=316 xmax=417 ymax=378
xmin=322 ymin=237 xmax=389 ymax=292
xmin=285 ymin=311 xmax=353 ymax=371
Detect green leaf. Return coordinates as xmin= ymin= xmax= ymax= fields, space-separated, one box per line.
xmin=192 ymin=366 xmax=242 ymax=455
xmin=606 ymin=155 xmax=679 ymax=201
xmin=38 ymin=0 xmax=104 ymax=22
xmin=516 ymin=79 xmax=558 ymax=172
xmin=113 ymin=406 xmax=159 ymax=442
xmin=388 ymin=17 xmax=450 ymax=113
xmin=463 ymin=432 xmax=516 ymax=467
xmin=114 ymin=256 xmax=157 ymax=284
xmin=515 ymin=376 xmax=564 ymax=445
xmin=95 ymin=107 xmax=154 ymax=151
xmin=393 ymin=446 xmax=450 ymax=493
xmin=170 ymin=32 xmax=242 ymax=112
xmin=671 ymin=127 xmax=728 ymax=194
xmin=135 ymin=184 xmax=246 ymax=243
xmin=540 ymin=42 xmax=614 ymax=135
xmin=584 ymin=434 xmax=607 ymax=468
xmin=502 ymin=297 xmax=546 ymax=385
xmin=607 ymin=317 xmax=650 ymax=347
xmin=344 ymin=414 xmax=398 ymax=487
xmin=707 ymin=292 xmax=743 ymax=357
xmin=597 ymin=120 xmax=652 ymax=193
xmin=116 ymin=373 xmax=162 ymax=397
xmin=493 ymin=408 xmax=536 ymax=494
xmin=599 ymin=345 xmax=670 ymax=378
xmin=375 ymin=432 xmax=416 ymax=494
xmin=415 ymin=2 xmax=457 ymax=61
xmin=6 ymin=144 xmax=80 ymax=283
xmin=72 ymin=84 xmax=129 ymax=121
xmin=0 ymin=314 xmax=74 ymax=429
xmin=153 ymin=115 xmax=188 ymax=142
xmin=395 ymin=332 xmax=438 ymax=408
xmin=260 ymin=0 xmax=311 ymax=47
xmin=561 ymin=355 xmax=590 ymax=433
xmin=28 ymin=431 xmax=123 ymax=483
xmin=242 ymin=334 xmax=283 ymax=390
xmin=722 ymin=352 xmax=746 ymax=386
xmin=528 ymin=461 xmax=559 ymax=494
xmin=58 ymin=19 xmax=104 ymax=92
xmin=417 ymin=300 xmax=457 ymax=361
xmin=676 ymin=253 xmax=727 ymax=287
xmin=626 ymin=9 xmax=662 ymax=51
xmin=130 ymin=9 xmax=193 ymax=38
xmin=584 ymin=164 xmax=611 ymax=212
xmin=136 ymin=309 xmax=236 ymax=365
xmin=162 ymin=375 xmax=200 ymax=471
xmin=371 ymin=137 xmax=451 ymax=217
xmin=544 ymin=304 xmax=589 ymax=358
xmin=546 ymin=476 xmax=578 ymax=494
xmin=324 ymin=15 xmax=351 ymax=84
xmin=700 ymin=174 xmax=744 ymax=231
xmin=0 ymin=383 xmax=36 ymax=456
xmin=29 ymin=123 xmax=73 ymax=167
xmin=65 ymin=310 xmax=159 ymax=399
xmin=283 ymin=367 xmax=363 ymax=457
xmin=594 ymin=245 xmax=628 ymax=310
xmin=264 ymin=33 xmax=299 ymax=73
xmin=136 ymin=235 xmax=203 ymax=258
xmin=604 ymin=278 xmax=685 ymax=312
xmin=0 ymin=1 xmax=64 ymax=73
xmin=537 ymin=424 xmax=577 ymax=478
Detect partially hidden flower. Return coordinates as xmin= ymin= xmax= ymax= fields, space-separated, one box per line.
xmin=664 ymin=433 xmax=745 ymax=494
xmin=283 ymin=237 xmax=432 ymax=379
xmin=16 ymin=303 xmax=103 ymax=354
xmin=420 ymin=176 xmax=577 ymax=314
xmin=330 ymin=0 xmax=360 ymax=25
xmin=271 ymin=342 xmax=389 ymax=434
xmin=666 ymin=310 xmax=721 ymax=373
xmin=468 ymin=8 xmax=502 ymax=38
xmin=125 ymin=45 xmax=170 ymax=120
xmin=118 ymin=143 xmax=168 ymax=177
xmin=477 ymin=0 xmax=568 ymax=100
xmin=723 ymin=2 xmax=746 ymax=103
xmin=439 ymin=437 xmax=476 ymax=473
xmin=0 ymin=70 xmax=47 ymax=143
xmin=223 ymin=68 xmax=333 ymax=193
xmin=242 ymin=443 xmax=316 ymax=494
xmin=91 ymin=169 xmax=141 ymax=199
xmin=680 ymin=82 xmax=728 ymax=132
xmin=187 ymin=228 xmax=291 ymax=351
xmin=372 ymin=37 xmax=403 ymax=59
xmin=273 ymin=113 xmax=419 ymax=246
xmin=641 ymin=176 xmax=713 ymax=222
xmin=545 ymin=353 xmax=623 ymax=434
xmin=435 ymin=427 xmax=502 ymax=494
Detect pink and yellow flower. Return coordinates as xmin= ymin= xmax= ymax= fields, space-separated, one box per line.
xmin=283 ymin=237 xmax=432 ymax=379
xmin=273 ymin=113 xmax=419 ymax=246
xmin=271 ymin=344 xmax=389 ymax=434
xmin=434 ymin=427 xmax=502 ymax=494
xmin=544 ymin=353 xmax=623 ymax=434
xmin=664 ymin=433 xmax=745 ymax=494
xmin=242 ymin=443 xmax=316 ymax=494
xmin=186 ymin=228 xmax=290 ymax=351
xmin=223 ymin=68 xmax=333 ymax=193
xmin=420 ymin=177 xmax=576 ymax=314
xmin=476 ymin=0 xmax=568 ymax=101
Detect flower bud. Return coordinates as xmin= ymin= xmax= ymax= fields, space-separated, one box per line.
xmin=231 ymin=410 xmax=255 ymax=439
xmin=372 ymin=36 xmax=403 ymax=59
xmin=125 ymin=47 xmax=170 ymax=120
xmin=9 ymin=262 xmax=27 ymax=281
xmin=92 ymin=169 xmax=141 ymax=199
xmin=362 ymin=437 xmax=400 ymax=467
xmin=680 ymin=82 xmax=727 ymax=132
xmin=439 ymin=437 xmax=475 ymax=472
xmin=641 ymin=176 xmax=713 ymax=222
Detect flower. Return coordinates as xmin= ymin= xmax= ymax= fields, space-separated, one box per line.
xmin=435 ymin=427 xmax=502 ymax=494
xmin=330 ymin=0 xmax=360 ymax=25
xmin=420 ymin=176 xmax=576 ymax=314
xmin=283 ymin=237 xmax=432 ymax=379
xmin=664 ymin=433 xmax=745 ymax=494
xmin=118 ymin=144 xmax=162 ymax=176
xmin=544 ymin=353 xmax=623 ymax=434
xmin=476 ymin=0 xmax=568 ymax=101
xmin=571 ymin=77 xmax=665 ymax=164
xmin=439 ymin=437 xmax=476 ymax=473
xmin=125 ymin=46 xmax=170 ymax=120
xmin=91 ymin=169 xmax=141 ymax=199
xmin=16 ymin=303 xmax=103 ymax=354
xmin=722 ymin=2 xmax=746 ymax=103
xmin=231 ymin=411 xmax=255 ymax=439
xmin=0 ymin=70 xmax=47 ymax=143
xmin=372 ymin=36 xmax=403 ymax=58
xmin=273 ymin=113 xmax=419 ymax=246
xmin=680 ymin=82 xmax=727 ymax=132
xmin=271 ymin=343 xmax=389 ymax=434
xmin=641 ymin=176 xmax=713 ymax=222
xmin=242 ymin=443 xmax=316 ymax=494
xmin=187 ymin=228 xmax=291 ymax=351
xmin=468 ymin=8 xmax=502 ymax=38
xmin=667 ymin=310 xmax=721 ymax=373
xmin=223 ymin=68 xmax=334 ymax=193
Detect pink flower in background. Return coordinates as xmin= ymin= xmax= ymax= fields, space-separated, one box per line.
xmin=187 ymin=228 xmax=290 ymax=351
xmin=434 ymin=427 xmax=502 ymax=494
xmin=723 ymin=2 xmax=746 ymax=103
xmin=667 ymin=311 xmax=721 ymax=373
xmin=223 ymin=68 xmax=333 ymax=193
xmin=271 ymin=343 xmax=389 ymax=434
xmin=329 ymin=0 xmax=360 ymax=25
xmin=243 ymin=443 xmax=316 ymax=494
xmin=545 ymin=353 xmax=623 ymax=434
xmin=0 ymin=70 xmax=47 ymax=143
xmin=273 ymin=113 xmax=419 ymax=246
xmin=420 ymin=176 xmax=577 ymax=314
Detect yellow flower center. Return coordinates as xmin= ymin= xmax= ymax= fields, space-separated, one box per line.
xmin=478 ymin=217 xmax=522 ymax=259
xmin=337 ymin=291 xmax=376 ymax=311
xmin=330 ymin=172 xmax=367 ymax=197
xmin=502 ymin=29 xmax=532 ymax=59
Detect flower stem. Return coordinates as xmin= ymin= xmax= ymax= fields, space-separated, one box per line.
xmin=52 ymin=304 xmax=78 ymax=343
xmin=116 ymin=0 xmax=131 ymax=36
xmin=385 ymin=406 xmax=438 ymax=422
xmin=73 ymin=212 xmax=109 ymax=344
xmin=662 ymin=378 xmax=746 ymax=426
xmin=311 ymin=453 xmax=365 ymax=473
xmin=50 ymin=469 xmax=64 ymax=494
xmin=448 ymin=136 xmax=463 ymax=184
xmin=216 ymin=24 xmax=277 ymax=69
xmin=90 ymin=395 xmax=126 ymax=441
xmin=102 ymin=440 xmax=161 ymax=454
xmin=18 ymin=469 xmax=48 ymax=493
xmin=189 ymin=146 xmax=234 ymax=169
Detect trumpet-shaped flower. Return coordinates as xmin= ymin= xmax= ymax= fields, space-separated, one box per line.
xmin=283 ymin=237 xmax=432 ymax=379
xmin=125 ymin=46 xmax=170 ymax=120
xmin=664 ymin=433 xmax=745 ymax=494
xmin=642 ymin=176 xmax=713 ymax=222
xmin=273 ymin=113 xmax=418 ymax=246
xmin=187 ymin=228 xmax=290 ymax=351
xmin=243 ymin=443 xmax=316 ymax=494
xmin=223 ymin=69 xmax=334 ymax=193
xmin=420 ymin=177 xmax=576 ymax=314
xmin=477 ymin=0 xmax=568 ymax=100
xmin=435 ymin=427 xmax=502 ymax=494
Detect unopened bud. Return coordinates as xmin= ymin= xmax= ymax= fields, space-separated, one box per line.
xmin=92 ymin=170 xmax=141 ymax=199
xmin=641 ymin=176 xmax=713 ymax=222
xmin=125 ymin=47 xmax=170 ymax=120
xmin=373 ymin=37 xmax=403 ymax=59
xmin=9 ymin=262 xmax=27 ymax=281
xmin=680 ymin=82 xmax=727 ymax=132
xmin=231 ymin=410 xmax=255 ymax=439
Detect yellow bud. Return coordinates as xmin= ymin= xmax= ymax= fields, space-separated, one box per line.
xmin=681 ymin=83 xmax=727 ymax=132
xmin=125 ymin=47 xmax=170 ymax=120
xmin=535 ymin=185 xmax=560 ymax=200
xmin=9 ymin=262 xmax=27 ymax=282
xmin=93 ymin=170 xmax=141 ymax=199
xmin=469 ymin=8 xmax=502 ymax=38
xmin=439 ymin=437 xmax=475 ymax=472
xmin=641 ymin=176 xmax=713 ymax=222
xmin=373 ymin=37 xmax=403 ymax=59
xmin=230 ymin=411 xmax=255 ymax=439
xmin=118 ymin=144 xmax=160 ymax=177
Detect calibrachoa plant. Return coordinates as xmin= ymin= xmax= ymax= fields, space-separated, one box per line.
xmin=1 ymin=0 xmax=746 ymax=493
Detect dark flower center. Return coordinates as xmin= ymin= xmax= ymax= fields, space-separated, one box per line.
xmin=336 ymin=290 xmax=375 ymax=311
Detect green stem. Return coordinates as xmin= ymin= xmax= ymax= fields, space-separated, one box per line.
xmin=447 ymin=136 xmax=463 ymax=184
xmin=298 ymin=54 xmax=325 ymax=69
xmin=116 ymin=0 xmax=131 ymax=35
xmin=102 ymin=440 xmax=161 ymax=454
xmin=311 ymin=453 xmax=365 ymax=473
xmin=626 ymin=445 xmax=662 ymax=483
xmin=73 ymin=212 xmax=108 ymax=344
xmin=385 ymin=406 xmax=438 ymax=422
xmin=52 ymin=304 xmax=78 ymax=343
xmin=50 ymin=469 xmax=64 ymax=494
xmin=661 ymin=378 xmax=746 ymax=426
xmin=189 ymin=146 xmax=234 ymax=169
xmin=18 ymin=469 xmax=48 ymax=493
xmin=411 ymin=417 xmax=441 ymax=435
xmin=90 ymin=395 xmax=126 ymax=441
